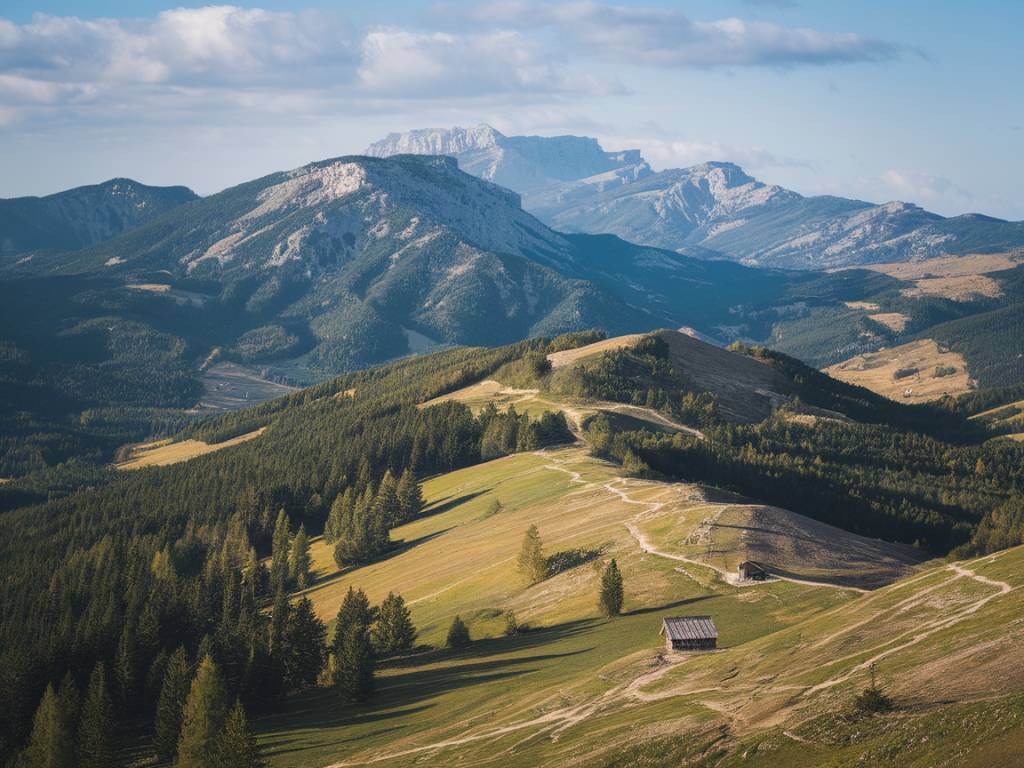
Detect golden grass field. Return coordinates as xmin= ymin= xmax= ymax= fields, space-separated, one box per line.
xmin=546 ymin=333 xmax=645 ymax=369
xmin=115 ymin=427 xmax=266 ymax=470
xmin=824 ymin=338 xmax=973 ymax=403
xmin=861 ymin=251 xmax=1022 ymax=301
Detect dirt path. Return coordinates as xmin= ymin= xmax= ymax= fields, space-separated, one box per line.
xmin=605 ymin=477 xmax=866 ymax=593
xmin=802 ymin=562 xmax=1012 ymax=696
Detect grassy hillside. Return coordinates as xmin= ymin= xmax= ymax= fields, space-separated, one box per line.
xmin=253 ymin=442 xmax=1021 ymax=768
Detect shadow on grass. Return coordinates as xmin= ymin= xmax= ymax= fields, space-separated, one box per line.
xmin=547 ymin=547 xmax=604 ymax=577
xmin=627 ymin=594 xmax=714 ymax=617
xmin=422 ymin=490 xmax=489 ymax=518
xmin=257 ymin=620 xmax=599 ymax=754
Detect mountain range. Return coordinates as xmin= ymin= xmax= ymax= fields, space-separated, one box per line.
xmin=368 ymin=125 xmax=1024 ymax=270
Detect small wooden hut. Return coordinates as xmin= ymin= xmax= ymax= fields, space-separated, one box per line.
xmin=661 ymin=616 xmax=718 ymax=651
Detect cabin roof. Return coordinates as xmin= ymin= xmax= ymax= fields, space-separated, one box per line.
xmin=661 ymin=616 xmax=718 ymax=641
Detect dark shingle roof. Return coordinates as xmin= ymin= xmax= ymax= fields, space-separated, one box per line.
xmin=661 ymin=616 xmax=718 ymax=641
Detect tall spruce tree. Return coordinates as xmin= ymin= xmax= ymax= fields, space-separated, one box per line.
xmin=154 ymin=646 xmax=191 ymax=761
xmin=269 ymin=510 xmax=290 ymax=592
xmin=212 ymin=699 xmax=263 ymax=768
xmin=21 ymin=684 xmax=75 ymax=768
xmin=77 ymin=662 xmax=114 ymax=768
xmin=283 ymin=597 xmax=327 ymax=692
xmin=374 ymin=471 xmax=401 ymax=528
xmin=517 ymin=525 xmax=548 ymax=585
xmin=372 ymin=592 xmax=417 ymax=656
xmin=331 ymin=588 xmax=376 ymax=702
xmin=599 ymin=559 xmax=624 ymax=617
xmin=396 ymin=470 xmax=424 ymax=524
xmin=333 ymin=623 xmax=375 ymax=702
xmin=289 ymin=524 xmax=311 ymax=590
xmin=176 ymin=656 xmax=229 ymax=768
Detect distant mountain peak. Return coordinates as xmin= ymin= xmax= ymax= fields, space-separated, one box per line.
xmin=366 ymin=125 xmax=647 ymax=197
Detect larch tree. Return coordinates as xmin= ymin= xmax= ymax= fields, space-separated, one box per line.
xmin=21 ymin=683 xmax=75 ymax=768
xmin=154 ymin=646 xmax=191 ymax=761
xmin=77 ymin=662 xmax=114 ymax=768
xmin=517 ymin=525 xmax=548 ymax=585
xmin=212 ymin=699 xmax=264 ymax=768
xmin=176 ymin=656 xmax=229 ymax=768
xmin=598 ymin=559 xmax=624 ymax=617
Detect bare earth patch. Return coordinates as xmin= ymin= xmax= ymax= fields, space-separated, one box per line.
xmin=115 ymin=428 xmax=266 ymax=470
xmin=824 ymin=338 xmax=973 ymax=403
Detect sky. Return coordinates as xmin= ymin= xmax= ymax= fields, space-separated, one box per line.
xmin=1 ymin=1 xmax=1022 ymax=219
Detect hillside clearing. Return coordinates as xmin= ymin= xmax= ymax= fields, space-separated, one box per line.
xmin=859 ymin=251 xmax=1021 ymax=301
xmin=196 ymin=361 xmax=297 ymax=412
xmin=115 ymin=427 xmax=266 ymax=469
xmin=824 ymin=338 xmax=973 ymax=403
xmin=546 ymin=334 xmax=645 ymax=369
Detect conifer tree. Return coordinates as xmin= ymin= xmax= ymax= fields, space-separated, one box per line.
xmin=78 ymin=662 xmax=114 ymax=768
xmin=517 ymin=525 xmax=548 ymax=585
xmin=154 ymin=646 xmax=191 ymax=762
xmin=372 ymin=592 xmax=417 ymax=656
xmin=598 ymin=559 xmax=624 ymax=617
xmin=374 ymin=471 xmax=401 ymax=528
xmin=446 ymin=615 xmax=470 ymax=649
xmin=269 ymin=587 xmax=290 ymax=653
xmin=333 ymin=623 xmax=375 ymax=702
xmin=332 ymin=587 xmax=375 ymax=658
xmin=213 ymin=699 xmax=264 ymax=768
xmin=55 ymin=672 xmax=80 ymax=744
xmin=289 ymin=524 xmax=311 ymax=590
xmin=396 ymin=469 xmax=424 ymax=524
xmin=176 ymin=656 xmax=229 ymax=768
xmin=114 ymin=616 xmax=139 ymax=711
xmin=22 ymin=683 xmax=75 ymax=768
xmin=269 ymin=510 xmax=290 ymax=592
xmin=283 ymin=597 xmax=327 ymax=691
xmin=324 ymin=488 xmax=353 ymax=544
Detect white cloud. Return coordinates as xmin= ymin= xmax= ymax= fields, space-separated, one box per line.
xmin=607 ymin=135 xmax=808 ymax=173
xmin=458 ymin=1 xmax=905 ymax=68
xmin=357 ymin=27 xmax=616 ymax=97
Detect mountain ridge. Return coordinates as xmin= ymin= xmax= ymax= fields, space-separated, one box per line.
xmin=369 ymin=125 xmax=1024 ymax=269
xmin=0 ymin=177 xmax=198 ymax=258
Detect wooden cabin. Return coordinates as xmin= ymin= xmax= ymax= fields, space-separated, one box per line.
xmin=738 ymin=560 xmax=768 ymax=581
xmin=661 ymin=616 xmax=718 ymax=651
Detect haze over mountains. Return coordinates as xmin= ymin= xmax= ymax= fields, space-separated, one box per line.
xmin=368 ymin=125 xmax=1024 ymax=269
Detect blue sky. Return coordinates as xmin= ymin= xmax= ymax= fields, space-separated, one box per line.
xmin=1 ymin=1 xmax=1021 ymax=219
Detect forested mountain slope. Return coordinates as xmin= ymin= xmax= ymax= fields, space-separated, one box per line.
xmin=0 ymin=178 xmax=197 ymax=258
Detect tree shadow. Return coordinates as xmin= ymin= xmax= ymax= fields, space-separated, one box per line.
xmin=627 ymin=594 xmax=713 ymax=617
xmin=421 ymin=490 xmax=489 ymax=518
xmin=546 ymin=546 xmax=604 ymax=577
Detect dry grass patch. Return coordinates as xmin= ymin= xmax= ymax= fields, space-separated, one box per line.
xmin=115 ymin=427 xmax=266 ymax=470
xmin=546 ymin=333 xmax=645 ymax=370
xmin=860 ymin=252 xmax=1022 ymax=302
xmin=867 ymin=312 xmax=910 ymax=332
xmin=824 ymin=339 xmax=972 ymax=403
